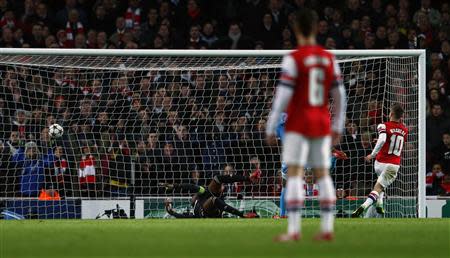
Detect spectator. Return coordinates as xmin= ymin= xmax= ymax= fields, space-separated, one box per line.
xmin=56 ymin=29 xmax=68 ymax=47
xmin=124 ymin=0 xmax=142 ymax=30
xmin=139 ymin=8 xmax=159 ymax=48
xmin=51 ymin=146 xmax=71 ymax=197
xmin=38 ymin=126 xmax=51 ymax=150
xmin=0 ymin=140 xmax=13 ymax=196
xmin=188 ymin=168 xmax=201 ymax=186
xmin=158 ymin=1 xmax=173 ymax=23
xmin=162 ymin=142 xmax=184 ymax=183
xmin=356 ymin=131 xmax=375 ymax=192
xmin=96 ymin=31 xmax=108 ymax=48
xmin=11 ymin=141 xmax=55 ymax=197
xmin=387 ymin=31 xmax=408 ymax=49
xmin=335 ymin=121 xmax=359 ymax=190
xmin=369 ymin=0 xmax=385 ymax=28
xmin=431 ymin=69 xmax=448 ymax=97
xmin=86 ymin=30 xmax=97 ymax=48
xmin=90 ymin=5 xmax=113 ymax=35
xmin=221 ymin=164 xmax=235 ymax=197
xmin=216 ymin=22 xmax=254 ymax=49
xmin=133 ymin=139 xmax=148 ymax=194
xmin=440 ymin=174 xmax=450 ymax=195
xmin=27 ymin=108 xmax=44 ymax=140
xmin=427 ymin=104 xmax=450 ymax=153
xmin=183 ymin=0 xmax=207 ymax=33
xmin=201 ymin=117 xmax=228 ymax=178
xmin=0 ymin=27 xmax=21 ymax=47
xmin=55 ymin=0 xmax=88 ymax=29
xmin=398 ymin=9 xmax=411 ymax=36
xmin=74 ymin=33 xmax=86 ymax=48
xmin=186 ymin=24 xmax=207 ymax=49
xmin=65 ymin=9 xmax=85 ymax=48
xmin=6 ymin=131 xmax=21 ymax=153
xmin=344 ymin=0 xmax=363 ymax=23
xmin=107 ymin=139 xmax=131 ymax=197
xmin=247 ymin=156 xmax=262 ymax=195
xmin=109 ymin=17 xmax=128 ymax=48
xmin=13 ymin=28 xmax=25 ymax=46
xmin=145 ymin=132 xmax=162 ymax=168
xmin=21 ymin=0 xmax=36 ymax=29
xmin=11 ymin=109 xmax=28 ymax=141
xmin=329 ymin=9 xmax=343 ymax=36
xmin=267 ymin=0 xmax=287 ymax=29
xmin=430 ymin=52 xmax=443 ymax=72
xmin=413 ymin=0 xmax=441 ymax=28
xmin=317 ymin=20 xmax=329 ymax=46
xmin=0 ymin=98 xmax=9 ymax=139
xmin=436 ymin=132 xmax=450 ymax=172
xmin=44 ymin=35 xmax=57 ymax=48
xmin=428 ymin=88 xmax=447 ymax=111
xmin=374 ymin=26 xmax=388 ymax=48
xmin=325 ymin=37 xmax=337 ymax=49
xmin=426 ymin=163 xmax=445 ymax=195
xmin=201 ymin=21 xmax=218 ymax=48
xmin=93 ymin=111 xmax=111 ymax=142
xmin=31 ymin=3 xmax=54 ymax=33
xmin=257 ymin=13 xmax=280 ymax=49
xmin=152 ymin=34 xmax=164 ymax=49
xmin=78 ymin=143 xmax=97 ymax=197
xmin=0 ymin=9 xmax=17 ymax=30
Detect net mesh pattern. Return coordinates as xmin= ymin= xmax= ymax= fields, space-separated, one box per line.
xmin=0 ymin=53 xmax=419 ymax=218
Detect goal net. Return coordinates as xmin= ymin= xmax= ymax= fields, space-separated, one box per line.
xmin=0 ymin=49 xmax=424 ymax=219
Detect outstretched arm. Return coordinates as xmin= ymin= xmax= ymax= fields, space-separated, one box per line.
xmin=159 ymin=183 xmax=206 ymax=194
xmin=164 ymin=198 xmax=197 ymax=218
xmin=365 ymin=124 xmax=387 ymax=162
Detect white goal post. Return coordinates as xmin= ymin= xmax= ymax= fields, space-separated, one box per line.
xmin=0 ymin=48 xmax=425 ymax=219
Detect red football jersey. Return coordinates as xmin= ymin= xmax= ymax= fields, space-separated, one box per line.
xmin=282 ymin=45 xmax=341 ymax=137
xmin=375 ymin=121 xmax=409 ymax=165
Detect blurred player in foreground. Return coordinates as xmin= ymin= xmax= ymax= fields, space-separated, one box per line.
xmin=161 ymin=170 xmax=261 ymax=218
xmin=266 ymin=8 xmax=346 ymax=241
xmin=276 ymin=113 xmax=348 ymax=218
xmin=352 ymin=104 xmax=408 ymax=218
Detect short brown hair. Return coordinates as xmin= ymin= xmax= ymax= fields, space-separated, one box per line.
xmin=295 ymin=8 xmax=318 ymax=37
xmin=390 ymin=103 xmax=404 ymax=119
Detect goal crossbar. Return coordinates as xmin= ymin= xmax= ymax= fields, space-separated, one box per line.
xmin=0 ymin=48 xmax=425 ymax=57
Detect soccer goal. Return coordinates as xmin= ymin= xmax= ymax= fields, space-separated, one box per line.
xmin=0 ymin=49 xmax=425 ymax=219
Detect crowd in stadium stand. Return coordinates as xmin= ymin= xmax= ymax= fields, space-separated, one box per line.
xmin=0 ymin=0 xmax=449 ymax=198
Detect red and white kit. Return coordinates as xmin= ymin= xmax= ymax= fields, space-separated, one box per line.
xmin=267 ymin=45 xmax=346 ymax=168
xmin=372 ymin=121 xmax=409 ymax=187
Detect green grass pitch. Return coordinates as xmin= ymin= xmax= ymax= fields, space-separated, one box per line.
xmin=1 ymin=219 xmax=449 ymax=258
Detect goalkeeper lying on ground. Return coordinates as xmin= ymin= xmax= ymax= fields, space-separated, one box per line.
xmin=160 ymin=171 xmax=261 ymax=218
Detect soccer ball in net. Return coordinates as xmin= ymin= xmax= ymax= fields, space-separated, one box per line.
xmin=48 ymin=124 xmax=64 ymax=138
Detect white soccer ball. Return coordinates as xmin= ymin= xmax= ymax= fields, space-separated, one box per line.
xmin=49 ymin=124 xmax=64 ymax=138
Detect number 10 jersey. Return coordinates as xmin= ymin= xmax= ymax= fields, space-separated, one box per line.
xmin=376 ymin=121 xmax=409 ymax=165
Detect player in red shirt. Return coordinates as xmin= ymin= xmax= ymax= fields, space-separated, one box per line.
xmin=266 ymin=8 xmax=346 ymax=241
xmin=352 ymin=104 xmax=408 ymax=217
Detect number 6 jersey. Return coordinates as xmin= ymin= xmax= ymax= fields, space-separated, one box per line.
xmin=376 ymin=121 xmax=409 ymax=165
xmin=280 ymin=45 xmax=343 ymax=137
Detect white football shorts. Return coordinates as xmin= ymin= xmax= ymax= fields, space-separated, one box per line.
xmin=282 ymin=132 xmax=331 ymax=169
xmin=374 ymin=160 xmax=400 ymax=188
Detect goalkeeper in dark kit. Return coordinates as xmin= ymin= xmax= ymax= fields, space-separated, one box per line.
xmin=161 ymin=170 xmax=261 ymax=218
